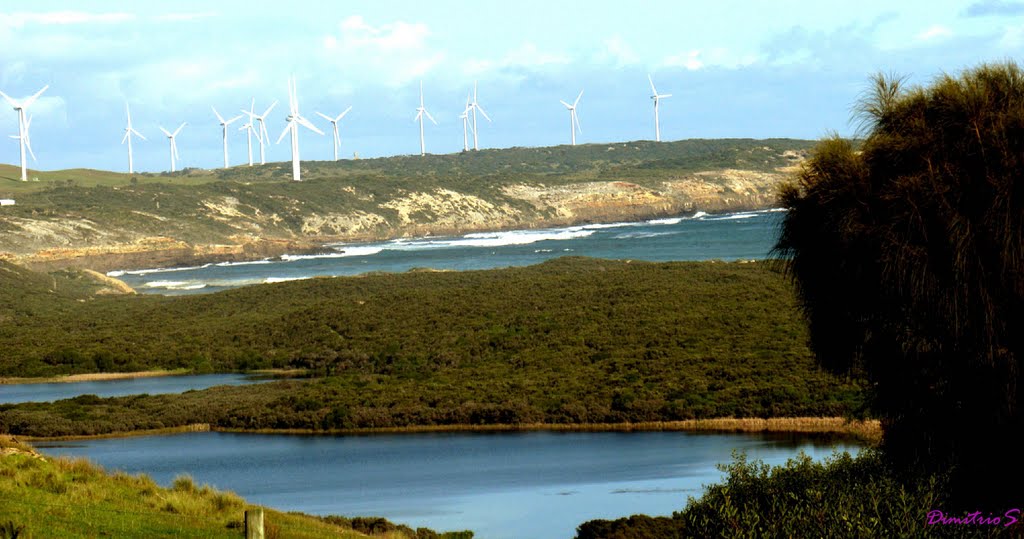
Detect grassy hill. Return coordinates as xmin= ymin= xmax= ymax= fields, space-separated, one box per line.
xmin=0 ymin=139 xmax=814 ymax=265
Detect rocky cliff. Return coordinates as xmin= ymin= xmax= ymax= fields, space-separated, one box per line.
xmin=0 ymin=140 xmax=809 ymax=272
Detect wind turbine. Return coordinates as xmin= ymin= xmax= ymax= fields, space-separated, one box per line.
xmin=316 ymin=105 xmax=352 ymax=161
xmin=212 ymin=106 xmax=243 ymax=168
xmin=159 ymin=123 xmax=186 ymax=172
xmin=467 ymin=81 xmax=491 ymax=150
xmin=459 ymin=93 xmax=473 ymax=152
xmin=0 ymin=85 xmax=48 ymax=181
xmin=122 ymin=104 xmax=146 ymax=174
xmin=648 ymin=74 xmax=672 ymax=142
xmin=238 ymin=99 xmax=261 ymax=166
xmin=560 ymin=89 xmax=584 ymax=146
xmin=413 ymin=81 xmax=437 ymax=156
xmin=246 ymin=100 xmax=277 ymax=165
xmin=276 ymin=77 xmax=324 ymax=182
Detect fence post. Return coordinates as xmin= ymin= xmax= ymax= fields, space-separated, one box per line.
xmin=244 ymin=507 xmax=264 ymax=539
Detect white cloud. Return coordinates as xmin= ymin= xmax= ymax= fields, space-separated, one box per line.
xmin=462 ymin=42 xmax=570 ymax=79
xmin=663 ymin=50 xmax=704 ymax=70
xmin=153 ymin=12 xmax=218 ymax=23
xmin=917 ymin=25 xmax=953 ymax=41
xmin=0 ymin=11 xmax=135 ymax=29
xmin=597 ymin=35 xmax=639 ymax=66
xmin=321 ymin=15 xmax=443 ymax=88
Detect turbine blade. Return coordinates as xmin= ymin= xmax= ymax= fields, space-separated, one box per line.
xmin=337 ymin=106 xmax=352 ymax=121
xmin=414 ymin=111 xmax=422 ymax=122
xmin=226 ymin=114 xmax=243 ymax=125
xmin=560 ymin=100 xmax=572 ymax=109
xmin=648 ymin=74 xmax=657 ymax=95
xmin=477 ymin=104 xmax=492 ymax=122
xmin=316 ymin=111 xmax=333 ymax=122
xmin=25 ymin=133 xmax=36 ymax=162
xmin=212 ymin=106 xmax=225 ymax=123
xmin=276 ymin=122 xmax=292 ymax=144
xmin=250 ymin=97 xmax=256 ymax=115
xmin=575 ymin=111 xmax=582 ymax=134
xmin=425 ymin=110 xmax=437 ymax=125
xmin=296 ymin=115 xmax=324 ymax=135
xmin=0 ymin=90 xmax=19 ymax=109
xmin=21 ymin=85 xmax=49 ymax=109
xmin=174 ymin=122 xmax=186 ymax=136
xmin=574 ymin=89 xmax=584 ymax=107
xmin=132 ymin=129 xmax=147 ymax=141
xmin=121 ymin=130 xmax=130 ymax=144
xmin=660 ymin=94 xmax=672 ymax=98
xmin=261 ymin=101 xmax=278 ymax=118
xmin=160 ymin=126 xmax=172 ymax=137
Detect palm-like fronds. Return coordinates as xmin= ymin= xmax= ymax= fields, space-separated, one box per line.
xmin=777 ymin=62 xmax=1024 ymax=506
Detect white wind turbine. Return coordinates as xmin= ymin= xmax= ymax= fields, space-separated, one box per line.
xmin=467 ymin=81 xmax=491 ymax=150
xmin=212 ymin=106 xmax=243 ymax=168
xmin=459 ymin=93 xmax=473 ymax=152
xmin=413 ymin=81 xmax=437 ymax=156
xmin=246 ymin=100 xmax=277 ymax=165
xmin=316 ymin=105 xmax=352 ymax=161
xmin=0 ymin=85 xmax=47 ymax=181
xmin=122 ymin=104 xmax=146 ymax=174
xmin=276 ymin=77 xmax=324 ymax=182
xmin=648 ymin=74 xmax=672 ymax=142
xmin=159 ymin=123 xmax=186 ymax=172
xmin=238 ymin=99 xmax=261 ymax=166
xmin=560 ymin=89 xmax=584 ymax=146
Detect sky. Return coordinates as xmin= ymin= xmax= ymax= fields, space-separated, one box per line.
xmin=1 ymin=0 xmax=1023 ymax=173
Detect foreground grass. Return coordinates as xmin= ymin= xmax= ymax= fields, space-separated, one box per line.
xmin=0 ymin=436 xmax=470 ymax=538
xmin=576 ymin=449 xmax=1019 ymax=538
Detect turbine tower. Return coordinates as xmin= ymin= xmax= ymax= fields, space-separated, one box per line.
xmin=212 ymin=106 xmax=243 ymax=168
xmin=245 ymin=100 xmax=277 ymax=165
xmin=459 ymin=93 xmax=473 ymax=152
xmin=238 ymin=99 xmax=261 ymax=166
xmin=316 ymin=106 xmax=352 ymax=161
xmin=276 ymin=77 xmax=324 ymax=182
xmin=467 ymin=81 xmax=491 ymax=151
xmin=413 ymin=81 xmax=437 ymax=156
xmin=159 ymin=123 xmax=186 ymax=172
xmin=122 ymin=104 xmax=146 ymax=174
xmin=560 ymin=89 xmax=584 ymax=146
xmin=0 ymin=85 xmax=48 ymax=181
xmin=648 ymin=74 xmax=672 ymax=142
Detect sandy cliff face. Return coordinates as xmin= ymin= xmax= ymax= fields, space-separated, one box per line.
xmin=1 ymin=167 xmax=795 ymax=271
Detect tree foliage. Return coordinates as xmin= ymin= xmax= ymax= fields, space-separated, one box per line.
xmin=776 ymin=63 xmax=1024 ymax=505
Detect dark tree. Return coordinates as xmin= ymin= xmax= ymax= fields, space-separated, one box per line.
xmin=776 ymin=63 xmax=1024 ymax=506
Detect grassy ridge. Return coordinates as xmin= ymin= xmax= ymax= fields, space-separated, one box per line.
xmin=0 ymin=437 xmax=471 ymax=538
xmin=0 ymin=139 xmax=813 ymax=250
xmin=0 ymin=257 xmax=865 ymax=437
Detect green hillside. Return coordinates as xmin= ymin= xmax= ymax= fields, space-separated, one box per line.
xmin=0 ymin=257 xmax=864 ymax=437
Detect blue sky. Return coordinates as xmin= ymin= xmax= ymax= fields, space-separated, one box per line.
xmin=1 ymin=0 xmax=1022 ymax=173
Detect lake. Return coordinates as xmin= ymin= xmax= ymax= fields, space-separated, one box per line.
xmin=110 ymin=209 xmax=785 ymax=294
xmin=0 ymin=373 xmax=261 ymax=404
xmin=36 ymin=430 xmax=859 ymax=539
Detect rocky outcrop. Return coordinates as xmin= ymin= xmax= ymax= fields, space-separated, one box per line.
xmin=1 ymin=166 xmax=797 ymax=272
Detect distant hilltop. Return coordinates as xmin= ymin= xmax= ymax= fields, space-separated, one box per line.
xmin=0 ymin=138 xmax=813 ymax=272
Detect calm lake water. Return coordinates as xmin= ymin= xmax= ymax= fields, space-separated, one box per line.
xmin=37 ymin=430 xmax=860 ymax=539
xmin=110 ymin=209 xmax=785 ymax=294
xmin=0 ymin=374 xmax=260 ymax=404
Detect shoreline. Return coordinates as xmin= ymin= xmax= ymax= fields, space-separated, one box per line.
xmin=13 ymin=204 xmax=778 ymax=275
xmin=22 ymin=417 xmax=882 ymax=444
xmin=0 ymin=369 xmax=188 ymax=385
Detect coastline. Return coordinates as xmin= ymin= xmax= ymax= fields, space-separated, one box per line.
xmin=12 ymin=203 xmax=775 ymax=275
xmin=22 ymin=417 xmax=882 ymax=444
